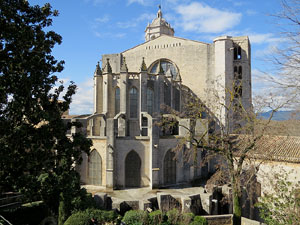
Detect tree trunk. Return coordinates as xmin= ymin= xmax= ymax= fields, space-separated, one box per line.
xmin=232 ymin=176 xmax=242 ymax=225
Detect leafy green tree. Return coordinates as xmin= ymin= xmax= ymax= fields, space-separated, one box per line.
xmin=256 ymin=172 xmax=300 ymax=225
xmin=0 ymin=0 xmax=92 ymax=222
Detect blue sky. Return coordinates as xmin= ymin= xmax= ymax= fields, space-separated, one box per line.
xmin=28 ymin=0 xmax=283 ymax=114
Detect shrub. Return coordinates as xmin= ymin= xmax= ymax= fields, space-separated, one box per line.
xmin=189 ymin=216 xmax=208 ymax=225
xmin=122 ymin=210 xmax=148 ymax=225
xmin=64 ymin=208 xmax=118 ymax=225
xmin=149 ymin=210 xmax=163 ymax=225
xmin=180 ymin=212 xmax=194 ymax=225
xmin=64 ymin=211 xmax=90 ymax=225
xmin=71 ymin=188 xmax=97 ymax=213
xmin=166 ymin=208 xmax=181 ymax=225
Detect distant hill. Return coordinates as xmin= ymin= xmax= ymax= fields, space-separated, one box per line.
xmin=258 ymin=110 xmax=300 ymax=121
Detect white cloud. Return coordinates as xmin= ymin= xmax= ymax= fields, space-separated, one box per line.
xmin=249 ymin=33 xmax=281 ymax=45
xmin=127 ymin=0 xmax=152 ymax=6
xmin=83 ymin=0 xmax=106 ymax=6
xmin=70 ymin=78 xmax=94 ymax=115
xmin=117 ymin=13 xmax=155 ymax=29
xmin=254 ymin=43 xmax=277 ymax=58
xmin=246 ymin=9 xmax=257 ymax=16
xmin=93 ymin=31 xmax=126 ymax=39
xmin=91 ymin=15 xmax=109 ymax=30
xmin=175 ymin=2 xmax=241 ymax=33
xmin=95 ymin=15 xmax=109 ymax=23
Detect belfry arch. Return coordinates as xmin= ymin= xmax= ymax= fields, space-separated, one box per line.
xmin=125 ymin=150 xmax=141 ymax=187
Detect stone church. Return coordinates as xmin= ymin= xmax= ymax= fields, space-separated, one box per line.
xmin=69 ymin=8 xmax=252 ymax=189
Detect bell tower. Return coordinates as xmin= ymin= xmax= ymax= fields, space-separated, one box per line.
xmin=145 ymin=6 xmax=174 ymax=42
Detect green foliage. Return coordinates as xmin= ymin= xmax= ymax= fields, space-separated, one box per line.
xmin=122 ymin=210 xmax=149 ymax=225
xmin=71 ymin=188 xmax=97 ymax=213
xmin=0 ymin=201 xmax=49 ymax=225
xmin=0 ymin=0 xmax=92 ymax=222
xmin=149 ymin=210 xmax=163 ymax=225
xmin=189 ymin=216 xmax=207 ymax=225
xmin=63 ymin=211 xmax=90 ymax=225
xmin=64 ymin=208 xmax=118 ymax=225
xmin=166 ymin=208 xmax=181 ymax=225
xmin=256 ymin=172 xmax=300 ymax=225
xmin=58 ymin=193 xmax=69 ymax=225
xmin=180 ymin=212 xmax=194 ymax=225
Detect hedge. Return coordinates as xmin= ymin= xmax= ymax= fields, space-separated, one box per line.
xmin=64 ymin=208 xmax=117 ymax=225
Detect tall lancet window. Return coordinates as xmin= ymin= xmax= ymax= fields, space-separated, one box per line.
xmin=130 ymin=87 xmax=138 ymax=118
xmin=147 ymin=87 xmax=154 ymax=115
xmin=115 ymin=87 xmax=120 ymax=115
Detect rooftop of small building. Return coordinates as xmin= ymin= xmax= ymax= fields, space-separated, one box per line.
xmin=233 ymin=134 xmax=300 ymax=163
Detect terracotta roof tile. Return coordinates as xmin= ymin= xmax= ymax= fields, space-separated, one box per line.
xmin=233 ymin=135 xmax=300 ymax=163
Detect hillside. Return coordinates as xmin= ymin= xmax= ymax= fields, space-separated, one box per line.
xmin=255 ymin=119 xmax=300 ymax=136
xmin=259 ymin=110 xmax=300 ymax=121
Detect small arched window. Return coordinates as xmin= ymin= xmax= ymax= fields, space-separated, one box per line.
xmin=115 ymin=87 xmax=120 ymax=115
xmin=147 ymin=87 xmax=154 ymax=115
xmin=130 ymin=87 xmax=138 ymax=118
xmin=238 ymin=66 xmax=242 ymax=79
xmin=234 ymin=46 xmax=242 ymax=60
xmin=238 ymin=46 xmax=242 ymax=59
xmin=234 ymin=84 xmax=242 ymax=98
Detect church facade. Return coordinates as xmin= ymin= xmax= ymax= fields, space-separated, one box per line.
xmin=72 ymin=8 xmax=252 ymax=189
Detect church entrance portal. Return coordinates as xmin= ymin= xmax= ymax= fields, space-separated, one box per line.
xmin=125 ymin=150 xmax=141 ymax=187
xmin=164 ymin=150 xmax=176 ymax=185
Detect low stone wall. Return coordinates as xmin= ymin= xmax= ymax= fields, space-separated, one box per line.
xmin=202 ymin=215 xmax=264 ymax=225
xmin=203 ymin=215 xmax=232 ymax=225
xmin=242 ymin=217 xmax=265 ymax=225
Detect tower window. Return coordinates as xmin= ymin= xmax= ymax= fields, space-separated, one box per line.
xmin=234 ymin=66 xmax=238 ymax=79
xmin=130 ymin=87 xmax=138 ymax=118
xmin=238 ymin=46 xmax=242 ymax=59
xmin=234 ymin=66 xmax=242 ymax=80
xmin=234 ymin=46 xmax=242 ymax=60
xmin=234 ymin=84 xmax=242 ymax=98
xmin=238 ymin=66 xmax=242 ymax=79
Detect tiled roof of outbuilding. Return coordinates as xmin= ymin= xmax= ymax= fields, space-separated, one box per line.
xmin=233 ymin=135 xmax=300 ymax=163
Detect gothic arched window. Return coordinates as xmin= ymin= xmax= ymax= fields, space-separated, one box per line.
xmin=234 ymin=46 xmax=242 ymax=60
xmin=147 ymin=87 xmax=154 ymax=115
xmin=130 ymin=87 xmax=138 ymax=118
xmin=149 ymin=59 xmax=179 ymax=80
xmin=88 ymin=150 xmax=102 ymax=185
xmin=115 ymin=87 xmax=120 ymax=115
xmin=238 ymin=66 xmax=242 ymax=79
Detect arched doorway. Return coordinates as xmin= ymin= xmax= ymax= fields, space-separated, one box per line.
xmin=125 ymin=150 xmax=141 ymax=187
xmin=88 ymin=150 xmax=102 ymax=185
xmin=164 ymin=150 xmax=176 ymax=185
